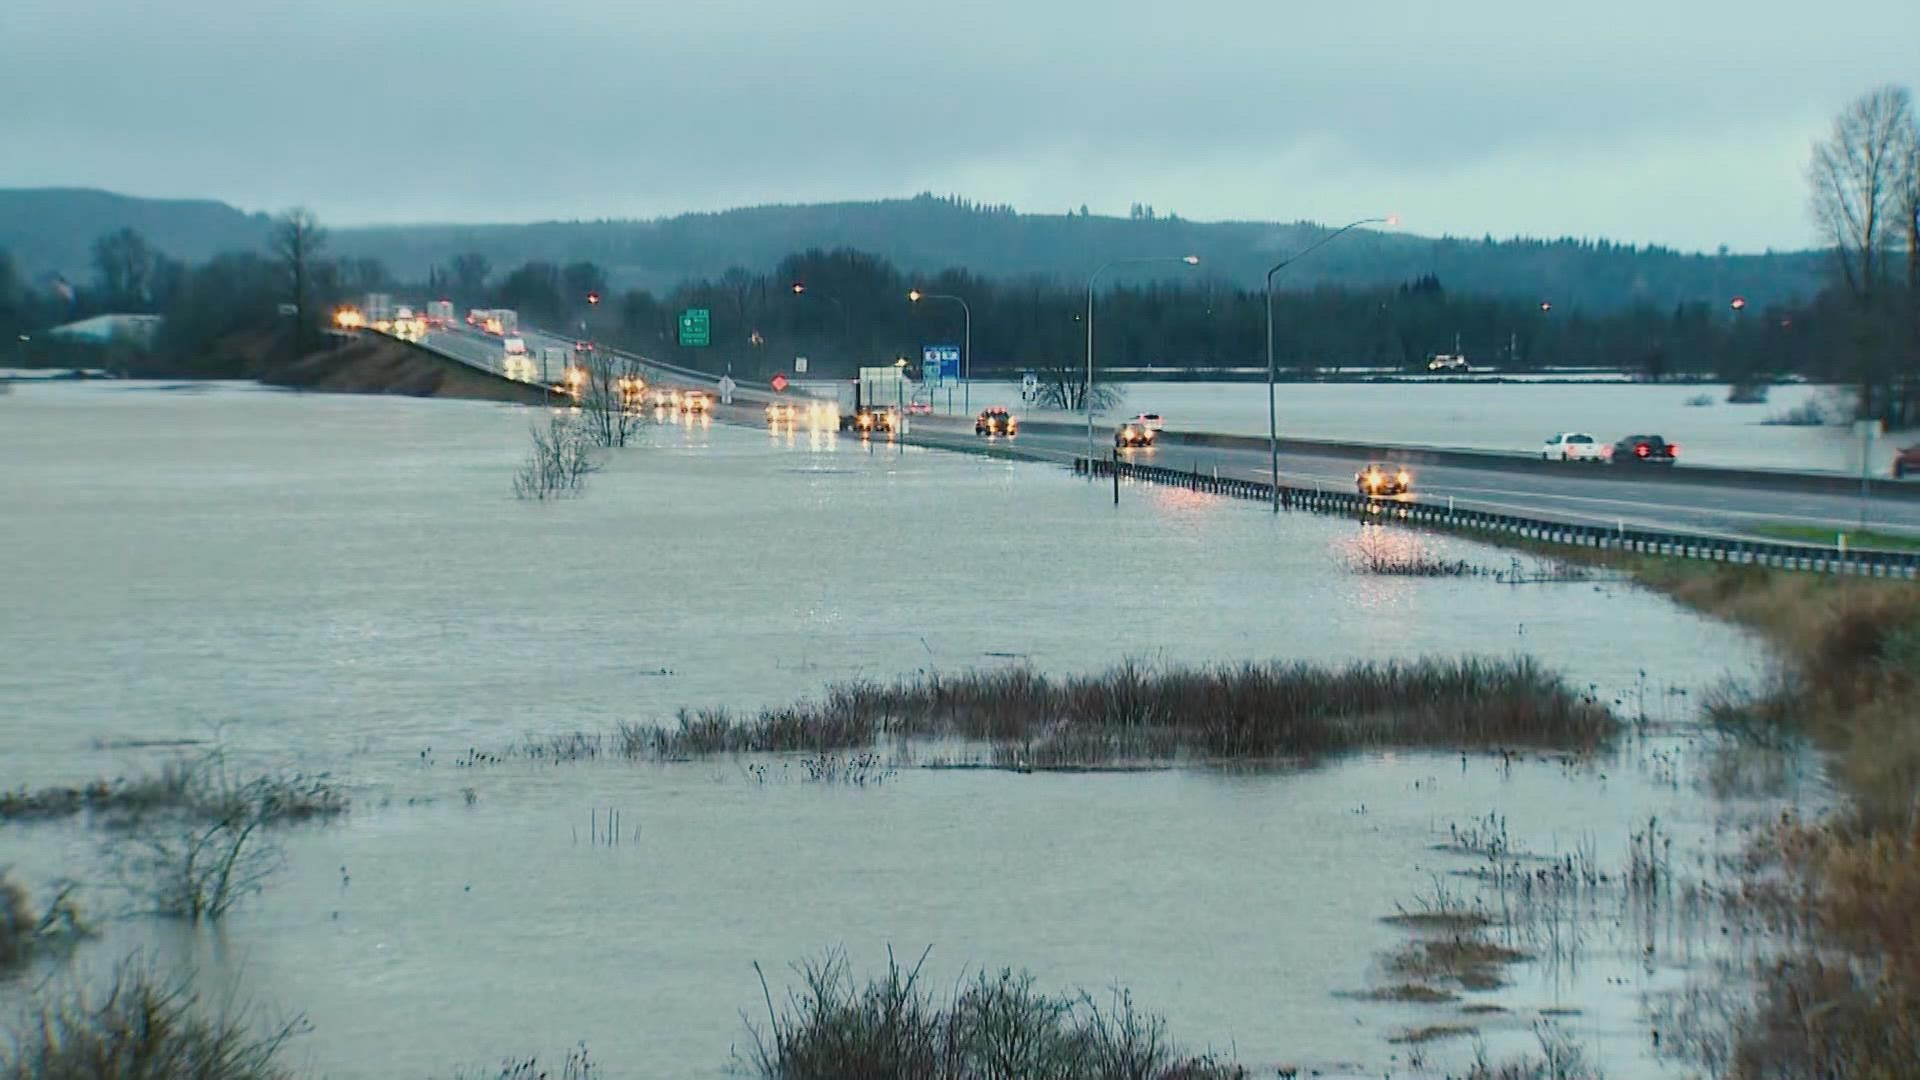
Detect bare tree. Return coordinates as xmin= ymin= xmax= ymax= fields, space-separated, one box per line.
xmin=573 ymin=348 xmax=646 ymax=448
xmin=1031 ymin=360 xmax=1123 ymax=414
xmin=1810 ymin=86 xmax=1916 ymax=302
xmin=513 ymin=415 xmax=599 ymax=500
xmin=271 ymin=209 xmax=327 ymax=359
xmin=449 ymin=252 xmax=492 ymax=305
xmin=90 ymin=227 xmax=155 ymax=308
xmin=1809 ymin=87 xmax=1919 ymax=421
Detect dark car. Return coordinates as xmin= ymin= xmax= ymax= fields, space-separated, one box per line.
xmin=1894 ymin=445 xmax=1920 ymax=479
xmin=1115 ymin=422 xmax=1155 ymax=449
xmin=1356 ymin=462 xmax=1411 ymax=496
xmin=1612 ymin=434 xmax=1679 ymax=465
xmin=975 ymin=406 xmax=1018 ymax=437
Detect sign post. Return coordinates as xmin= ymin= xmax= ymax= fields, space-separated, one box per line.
xmin=678 ymin=309 xmax=711 ymax=347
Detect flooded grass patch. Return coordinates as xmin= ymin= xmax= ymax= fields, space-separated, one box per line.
xmin=1389 ymin=1023 xmax=1478 ymax=1045
xmin=601 ymin=657 xmax=1614 ymax=764
xmin=1386 ymin=936 xmax=1531 ymax=993
xmin=0 ymin=756 xmax=346 ymax=827
xmin=1343 ymin=983 xmax=1460 ymax=1004
xmin=0 ymin=872 xmax=88 ymax=972
xmin=746 ymin=949 xmax=1248 ymax=1080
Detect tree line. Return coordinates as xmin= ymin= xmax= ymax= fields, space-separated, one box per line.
xmin=4 ymin=83 xmax=1913 ymax=422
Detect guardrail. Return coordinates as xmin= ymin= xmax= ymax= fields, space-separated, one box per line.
xmin=1077 ymin=455 xmax=1920 ymax=579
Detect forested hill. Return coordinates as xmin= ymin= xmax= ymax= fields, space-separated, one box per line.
xmin=0 ymin=189 xmax=1830 ymax=312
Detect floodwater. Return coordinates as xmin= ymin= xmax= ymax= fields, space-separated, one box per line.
xmin=1 ymin=382 xmax=1795 ymax=1077
xmin=951 ymin=379 xmax=1871 ymax=475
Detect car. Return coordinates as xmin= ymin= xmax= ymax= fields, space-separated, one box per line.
xmin=1115 ymin=422 xmax=1156 ymax=449
xmin=765 ymin=402 xmax=797 ymax=425
xmin=1612 ymin=434 xmax=1678 ymax=465
xmin=1541 ymin=432 xmax=1610 ymax=462
xmin=1128 ymin=412 xmax=1165 ymax=432
xmin=1356 ymin=462 xmax=1412 ymax=496
xmin=907 ymin=400 xmax=933 ymax=416
xmin=975 ymin=406 xmax=1018 ymax=436
xmin=852 ymin=407 xmax=898 ymax=435
xmin=1895 ymin=445 xmax=1920 ymax=479
xmin=681 ymin=391 xmax=711 ymax=413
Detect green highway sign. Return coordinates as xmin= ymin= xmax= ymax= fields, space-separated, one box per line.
xmin=679 ymin=308 xmax=711 ymax=347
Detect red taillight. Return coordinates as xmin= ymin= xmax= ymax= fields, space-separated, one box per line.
xmin=1636 ymin=443 xmax=1650 ymax=458
xmin=1668 ymin=445 xmax=1678 ymax=457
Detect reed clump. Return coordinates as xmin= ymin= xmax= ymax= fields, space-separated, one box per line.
xmin=635 ymin=658 xmax=1612 ymax=764
xmin=746 ymin=949 xmax=1246 ymax=1080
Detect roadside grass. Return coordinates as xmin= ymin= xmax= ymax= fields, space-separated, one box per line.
xmin=1420 ymin=527 xmax=1920 ymax=1077
xmin=1748 ymin=521 xmax=1920 ymax=552
xmin=578 ymin=658 xmax=1614 ymax=765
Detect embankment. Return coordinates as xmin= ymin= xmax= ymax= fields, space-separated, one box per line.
xmin=261 ymin=335 xmax=553 ymax=405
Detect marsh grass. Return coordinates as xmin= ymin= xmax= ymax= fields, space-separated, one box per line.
xmin=744 ymin=949 xmax=1246 ymax=1080
xmin=0 ymin=757 xmax=345 ymax=827
xmin=610 ymin=658 xmax=1612 ymax=765
xmin=0 ymin=872 xmax=88 ymax=971
xmin=0 ymin=961 xmax=307 ymax=1080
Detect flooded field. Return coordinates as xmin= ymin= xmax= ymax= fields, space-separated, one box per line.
xmin=0 ymin=382 xmax=1803 ymax=1077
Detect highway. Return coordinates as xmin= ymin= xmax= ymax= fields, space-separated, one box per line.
xmin=400 ymin=323 xmax=1920 ymax=542
xmin=897 ymin=413 xmax=1920 ymax=541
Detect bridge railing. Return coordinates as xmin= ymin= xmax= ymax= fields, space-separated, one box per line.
xmin=1076 ymin=456 xmax=1920 ymax=579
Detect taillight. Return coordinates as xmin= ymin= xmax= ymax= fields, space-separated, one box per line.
xmin=1668 ymin=444 xmax=1679 ymax=458
xmin=1636 ymin=443 xmax=1650 ymax=458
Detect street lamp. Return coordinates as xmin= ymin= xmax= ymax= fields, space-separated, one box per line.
xmin=791 ymin=281 xmax=850 ymax=363
xmin=908 ymin=289 xmax=972 ymax=414
xmin=1086 ymin=255 xmax=1201 ymax=468
xmin=1264 ymin=216 xmax=1394 ymax=509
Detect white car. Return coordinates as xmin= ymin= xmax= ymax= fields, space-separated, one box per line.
xmin=1541 ymin=432 xmax=1610 ymax=462
xmin=1128 ymin=412 xmax=1165 ymax=432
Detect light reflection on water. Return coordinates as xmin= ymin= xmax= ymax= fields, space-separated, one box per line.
xmin=0 ymin=383 xmax=1791 ymax=1077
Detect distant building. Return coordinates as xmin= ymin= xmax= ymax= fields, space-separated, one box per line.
xmin=46 ymin=314 xmax=164 ymax=348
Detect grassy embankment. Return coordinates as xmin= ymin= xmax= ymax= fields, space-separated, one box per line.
xmin=1749 ymin=520 xmax=1920 ymax=553
xmin=1429 ymin=526 xmax=1920 ymax=1074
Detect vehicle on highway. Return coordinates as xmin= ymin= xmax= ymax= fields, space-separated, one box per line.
xmin=1612 ymin=434 xmax=1679 ymax=465
xmin=766 ymin=402 xmax=798 ymax=425
xmin=1427 ymin=354 xmax=1471 ymax=373
xmin=1128 ymin=412 xmax=1165 ymax=432
xmin=503 ymin=356 xmax=539 ymax=383
xmin=907 ymin=400 xmax=933 ymax=416
xmin=681 ymin=391 xmax=711 ymax=413
xmin=1356 ymin=462 xmax=1412 ymax=496
xmin=1541 ymin=432 xmax=1610 ymax=462
xmin=1115 ymin=422 xmax=1156 ymax=449
xmin=852 ymin=407 xmax=899 ymax=435
xmin=1895 ymin=445 xmax=1920 ymax=479
xmin=975 ymin=406 xmax=1017 ymax=437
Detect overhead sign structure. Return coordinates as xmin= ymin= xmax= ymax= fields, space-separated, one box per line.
xmin=679 ymin=308 xmax=711 ymax=347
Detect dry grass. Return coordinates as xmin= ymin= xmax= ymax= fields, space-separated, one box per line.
xmin=1386 ymin=936 xmax=1530 ymax=993
xmin=631 ymin=658 xmax=1613 ymax=764
xmin=1389 ymin=1024 xmax=1477 ymax=1045
xmin=0 ymin=961 xmax=305 ymax=1080
xmin=0 ymin=872 xmax=88 ymax=971
xmin=745 ymin=950 xmax=1247 ymax=1080
xmin=0 ymin=758 xmax=345 ymax=827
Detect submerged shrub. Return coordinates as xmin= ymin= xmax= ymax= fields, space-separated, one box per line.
xmin=746 ymin=949 xmax=1245 ymax=1080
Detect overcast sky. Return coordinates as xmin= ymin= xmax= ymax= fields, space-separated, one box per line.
xmin=4 ymin=0 xmax=1915 ymax=252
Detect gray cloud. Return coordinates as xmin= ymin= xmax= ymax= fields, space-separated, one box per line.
xmin=3 ymin=0 xmax=1915 ymax=251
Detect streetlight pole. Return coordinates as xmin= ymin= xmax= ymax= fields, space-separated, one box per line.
xmin=791 ymin=282 xmax=849 ymax=366
xmin=1264 ymin=216 xmax=1392 ymax=510
xmin=908 ymin=290 xmax=971 ymax=414
xmin=1087 ymin=255 xmax=1200 ymax=471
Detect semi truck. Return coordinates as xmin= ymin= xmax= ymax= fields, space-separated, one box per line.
xmin=426 ymin=300 xmax=455 ymax=327
xmin=835 ymin=366 xmax=909 ymax=433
